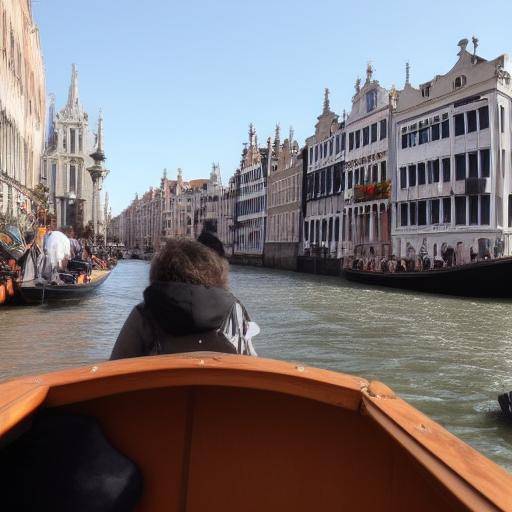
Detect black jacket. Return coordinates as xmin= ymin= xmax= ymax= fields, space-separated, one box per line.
xmin=110 ymin=281 xmax=245 ymax=360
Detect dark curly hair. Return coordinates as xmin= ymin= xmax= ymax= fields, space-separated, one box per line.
xmin=150 ymin=238 xmax=229 ymax=288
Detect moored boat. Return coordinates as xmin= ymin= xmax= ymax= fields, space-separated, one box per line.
xmin=343 ymin=256 xmax=512 ymax=297
xmin=0 ymin=353 xmax=511 ymax=511
xmin=17 ymin=268 xmax=112 ymax=305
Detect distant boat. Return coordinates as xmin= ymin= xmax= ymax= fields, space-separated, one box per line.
xmin=0 ymin=354 xmax=511 ymax=511
xmin=343 ymin=257 xmax=512 ymax=297
xmin=17 ymin=269 xmax=111 ymax=305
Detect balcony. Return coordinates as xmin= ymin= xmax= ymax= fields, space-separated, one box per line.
xmin=354 ymin=180 xmax=391 ymax=203
xmin=465 ymin=177 xmax=487 ymax=195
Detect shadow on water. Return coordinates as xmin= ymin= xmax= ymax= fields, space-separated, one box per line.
xmin=0 ymin=260 xmax=511 ymax=472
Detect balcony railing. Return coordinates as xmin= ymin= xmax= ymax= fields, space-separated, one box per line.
xmin=354 ymin=180 xmax=391 ymax=203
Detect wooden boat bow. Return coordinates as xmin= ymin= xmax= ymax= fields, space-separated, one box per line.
xmin=0 ymin=354 xmax=510 ymax=511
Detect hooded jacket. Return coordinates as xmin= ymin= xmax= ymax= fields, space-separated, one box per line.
xmin=110 ymin=281 xmax=249 ymax=360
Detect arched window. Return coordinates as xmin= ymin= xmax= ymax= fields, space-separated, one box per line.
xmin=453 ymin=75 xmax=467 ymax=89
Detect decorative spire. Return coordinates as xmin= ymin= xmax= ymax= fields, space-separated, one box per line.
xmin=177 ymin=167 xmax=183 ymax=182
xmin=96 ymin=109 xmax=104 ymax=156
xmin=472 ymin=35 xmax=479 ymax=63
xmin=249 ymin=123 xmax=256 ymax=147
xmin=289 ymin=126 xmax=294 ymax=144
xmin=366 ymin=61 xmax=374 ymax=83
xmin=355 ymin=77 xmax=361 ymax=94
xmin=274 ymin=123 xmax=281 ymax=153
xmin=405 ymin=61 xmax=410 ymax=86
xmin=67 ymin=63 xmax=80 ymax=110
xmin=342 ymin=109 xmax=346 ymax=122
xmin=163 ymin=168 xmax=167 ymax=179
xmin=323 ymin=87 xmax=330 ymax=113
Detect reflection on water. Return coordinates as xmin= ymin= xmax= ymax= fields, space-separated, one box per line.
xmin=0 ymin=260 xmax=511 ymax=471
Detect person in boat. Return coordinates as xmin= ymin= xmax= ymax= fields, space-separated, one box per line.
xmin=110 ymin=238 xmax=258 ymax=360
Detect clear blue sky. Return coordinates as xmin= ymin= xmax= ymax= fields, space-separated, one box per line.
xmin=34 ymin=0 xmax=512 ymax=215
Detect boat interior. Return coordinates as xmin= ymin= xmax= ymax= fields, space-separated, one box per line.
xmin=0 ymin=354 xmax=510 ymax=512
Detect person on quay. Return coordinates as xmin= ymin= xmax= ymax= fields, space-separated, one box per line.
xmin=110 ymin=238 xmax=258 ymax=360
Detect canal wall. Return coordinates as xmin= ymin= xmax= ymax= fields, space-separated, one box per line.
xmin=263 ymin=243 xmax=298 ymax=271
xmin=297 ymin=256 xmax=342 ymax=276
xmin=229 ymin=254 xmax=264 ymax=267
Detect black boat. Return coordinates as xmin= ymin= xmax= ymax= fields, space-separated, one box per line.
xmin=17 ymin=269 xmax=111 ymax=305
xmin=343 ymin=257 xmax=512 ymax=297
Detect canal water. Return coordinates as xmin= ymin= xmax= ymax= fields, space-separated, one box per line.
xmin=1 ymin=260 xmax=511 ymax=471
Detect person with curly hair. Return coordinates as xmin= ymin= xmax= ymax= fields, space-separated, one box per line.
xmin=110 ymin=238 xmax=257 ymax=359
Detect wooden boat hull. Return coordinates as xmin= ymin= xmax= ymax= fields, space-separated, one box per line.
xmin=344 ymin=257 xmax=512 ymax=297
xmin=0 ymin=354 xmax=511 ymax=511
xmin=17 ymin=270 xmax=111 ymax=305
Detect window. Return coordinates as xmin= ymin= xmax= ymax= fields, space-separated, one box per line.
xmin=467 ymin=110 xmax=477 ymax=133
xmin=427 ymin=161 xmax=433 ymax=184
xmin=454 ymin=75 xmax=466 ymax=89
xmin=431 ymin=123 xmax=440 ymax=141
xmin=314 ymin=146 xmax=318 ymax=162
xmin=418 ymin=201 xmax=427 ymax=225
xmin=70 ymin=129 xmax=76 ymax=153
xmin=418 ymin=128 xmax=429 ymax=145
xmin=468 ymin=152 xmax=478 ymax=178
xmin=431 ymin=199 xmax=440 ymax=224
xmin=400 ymin=203 xmax=408 ymax=226
xmin=327 ymin=167 xmax=333 ymax=193
xmin=355 ymin=130 xmax=360 ymax=148
xmin=442 ymin=197 xmax=451 ymax=223
xmin=335 ymin=135 xmax=340 ymax=154
xmin=321 ymin=219 xmax=327 ymax=242
xmin=442 ymin=158 xmax=450 ymax=182
xmin=408 ymin=165 xmax=416 ymax=187
xmin=69 ymin=165 xmax=76 ymax=193
xmin=400 ymin=167 xmax=407 ymax=189
xmin=408 ymin=132 xmax=417 ymax=147
xmin=454 ymin=114 xmax=465 ymax=136
xmin=363 ymin=126 xmax=369 ymax=146
xmin=469 ymin=195 xmax=478 ymax=225
xmin=410 ymin=202 xmax=417 ymax=225
xmin=479 ymin=106 xmax=489 ymax=130
xmin=341 ymin=132 xmax=346 ymax=151
xmin=501 ymin=106 xmax=505 ymax=133
xmin=509 ymin=194 xmax=512 ymax=227
xmin=380 ymin=119 xmax=387 ymax=139
xmin=421 ymin=85 xmax=431 ymax=98
xmin=401 ymin=133 xmax=408 ymax=149
xmin=455 ymin=153 xmax=466 ymax=180
xmin=480 ymin=195 xmax=490 ymax=225
xmin=380 ymin=161 xmax=386 ymax=181
xmin=441 ymin=120 xmax=450 ymax=138
xmin=349 ymin=132 xmax=354 ymax=151
xmin=347 ymin=171 xmax=353 ymax=189
xmin=335 ymin=218 xmax=340 ymax=242
xmin=366 ymin=90 xmax=377 ymax=112
xmin=328 ymin=218 xmax=333 ymax=242
xmin=418 ymin=162 xmax=426 ymax=185
xmin=309 ymin=147 xmax=313 ymax=164
xmin=320 ymin=170 xmax=326 ymax=195
xmin=433 ymin=159 xmax=440 ymax=182
xmin=372 ymin=164 xmax=378 ymax=183
xmin=480 ymin=149 xmax=490 ymax=178
xmin=304 ymin=221 xmax=309 ymax=241
xmin=314 ymin=172 xmax=319 ymax=195
xmin=329 ymin=139 xmax=333 ymax=155
xmin=371 ymin=123 xmax=377 ymax=143
xmin=455 ymin=196 xmax=466 ymax=225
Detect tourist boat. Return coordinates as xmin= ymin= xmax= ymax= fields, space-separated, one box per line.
xmin=343 ymin=256 xmax=512 ymax=297
xmin=0 ymin=353 xmax=510 ymax=511
xmin=16 ymin=269 xmax=112 ymax=305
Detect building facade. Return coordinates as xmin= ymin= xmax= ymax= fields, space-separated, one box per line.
xmin=0 ymin=0 xmax=45 ymax=222
xmin=392 ymin=39 xmax=512 ymax=266
xmin=342 ymin=65 xmax=392 ymax=265
xmin=265 ymin=125 xmax=303 ymax=269
xmin=233 ymin=125 xmax=268 ymax=259
xmin=303 ymin=90 xmax=345 ymax=260
xmin=43 ymin=65 xmax=106 ymax=234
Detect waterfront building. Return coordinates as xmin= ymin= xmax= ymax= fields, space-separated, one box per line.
xmin=43 ymin=64 xmax=106 ymax=234
xmin=162 ymin=168 xmax=208 ymax=240
xmin=233 ymin=125 xmax=269 ymax=261
xmin=265 ymin=124 xmax=303 ymax=270
xmin=392 ymin=39 xmax=512 ymax=264
xmin=342 ymin=65 xmax=392 ymax=263
xmin=302 ymin=90 xmax=345 ymax=262
xmin=0 ymin=0 xmax=45 ymax=222
xmin=217 ymin=176 xmax=236 ymax=255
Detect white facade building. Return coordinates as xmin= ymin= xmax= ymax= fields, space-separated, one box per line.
xmin=342 ymin=65 xmax=392 ymax=263
xmin=392 ymin=39 xmax=512 ymax=265
xmin=234 ymin=125 xmax=268 ymax=257
xmin=43 ymin=64 xmax=105 ymax=234
xmin=303 ymin=89 xmax=345 ymax=259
